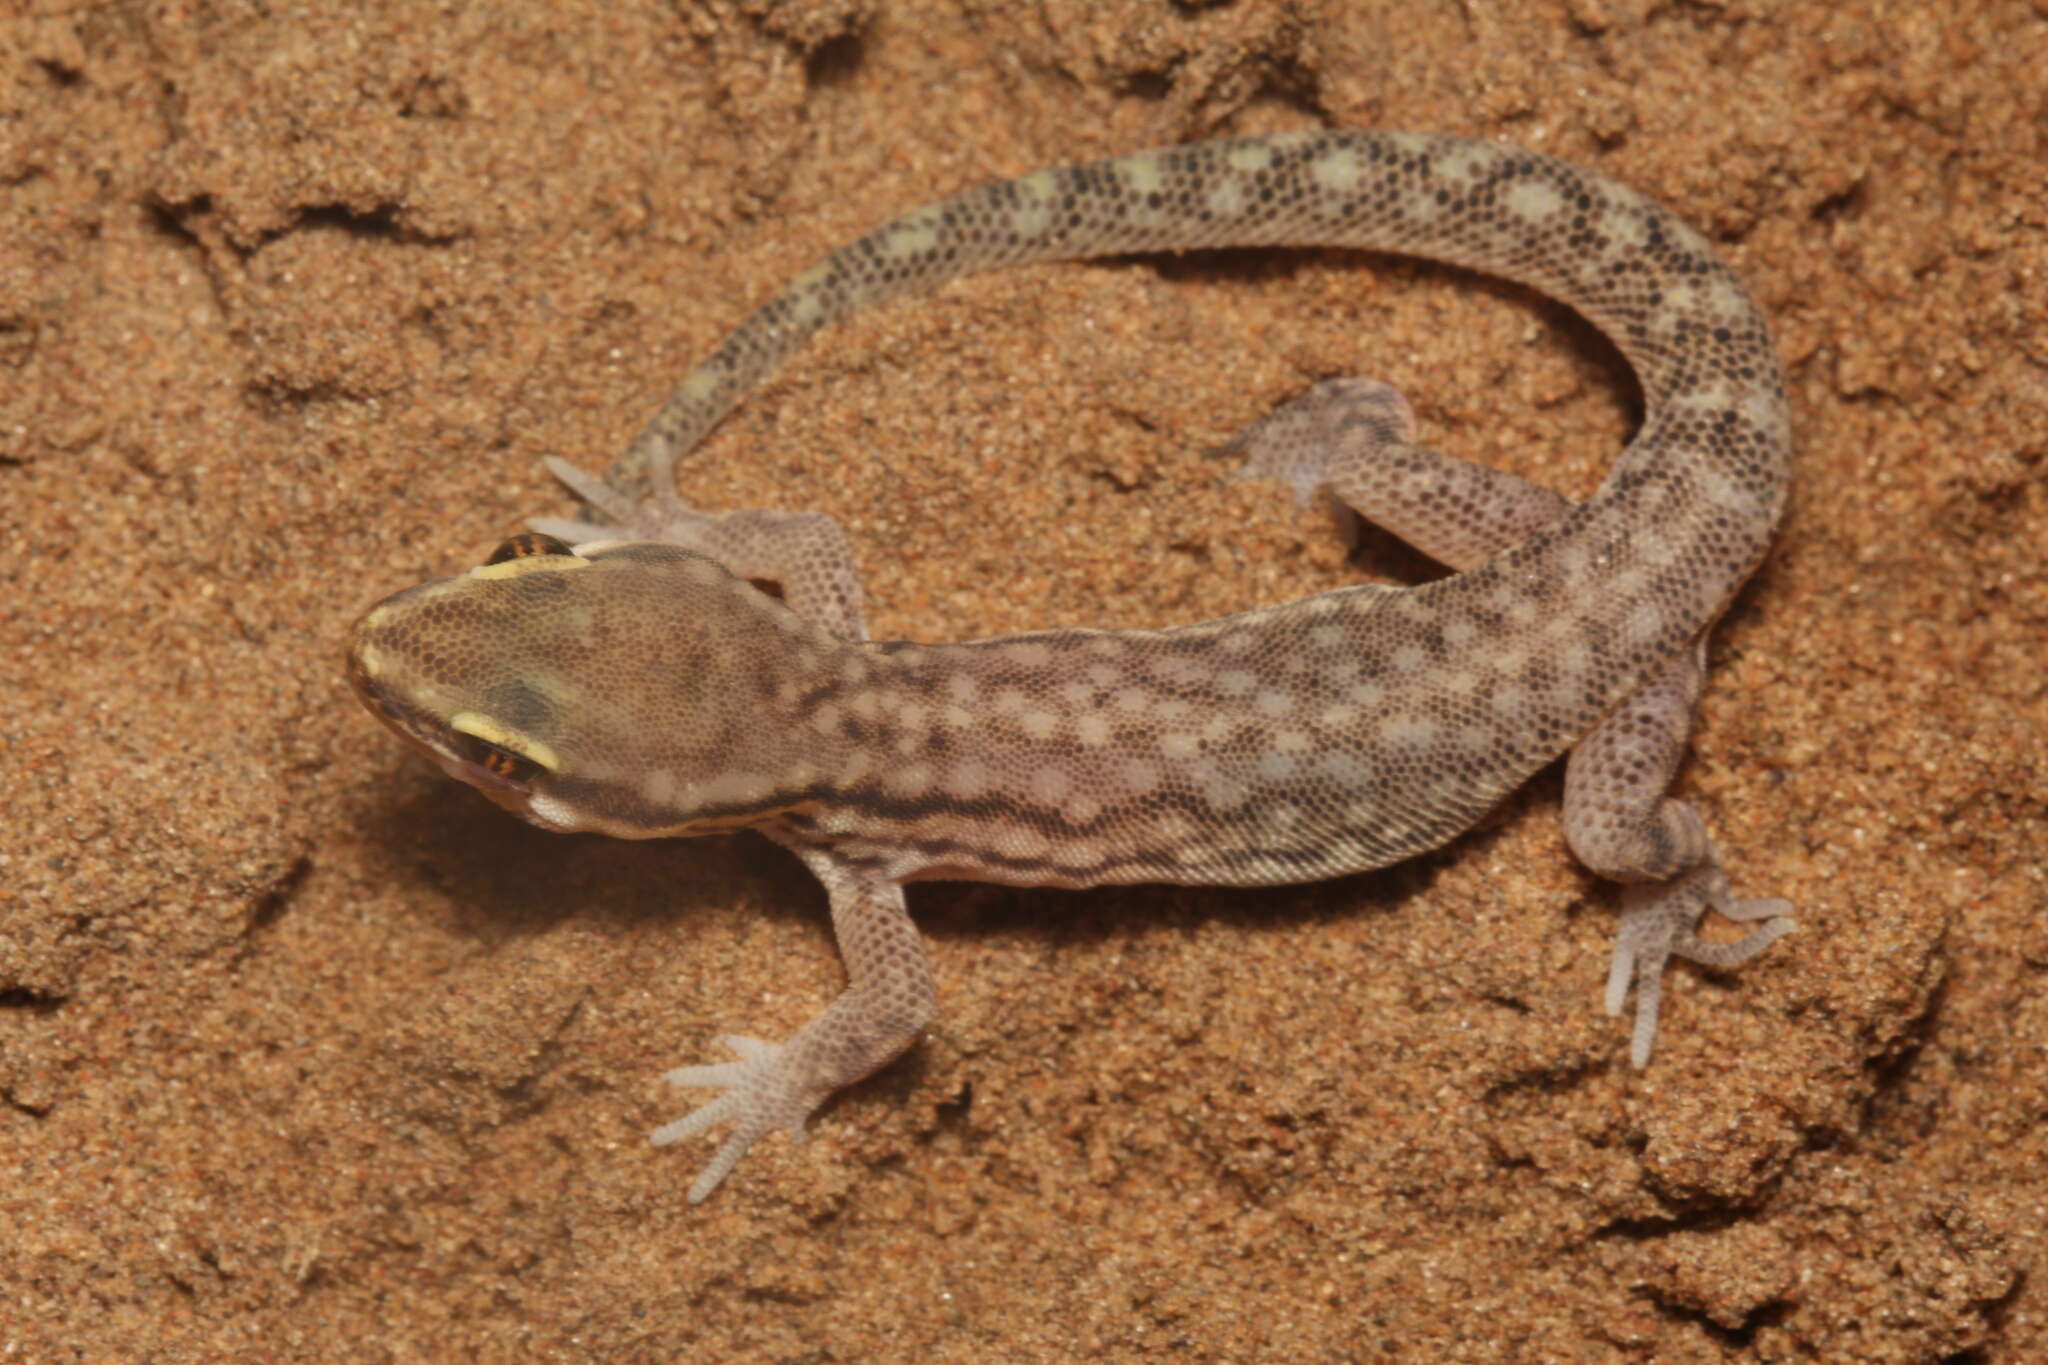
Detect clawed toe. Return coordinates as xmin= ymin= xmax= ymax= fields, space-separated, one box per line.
xmin=1606 ymin=865 xmax=1795 ymax=1066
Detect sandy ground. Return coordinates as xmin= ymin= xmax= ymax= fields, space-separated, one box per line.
xmin=3 ymin=1 xmax=2044 ymax=1359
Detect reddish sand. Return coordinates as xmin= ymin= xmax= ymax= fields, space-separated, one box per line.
xmin=4 ymin=2 xmax=2044 ymax=1359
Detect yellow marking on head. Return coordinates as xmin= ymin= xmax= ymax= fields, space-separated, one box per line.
xmin=449 ymin=712 xmax=561 ymax=772
xmin=468 ymin=555 xmax=590 ymax=582
xmin=355 ymin=643 xmax=390 ymax=677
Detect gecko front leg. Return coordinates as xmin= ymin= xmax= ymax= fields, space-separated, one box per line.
xmin=652 ymin=852 xmax=936 ymax=1203
xmin=532 ymin=455 xmax=870 ymax=641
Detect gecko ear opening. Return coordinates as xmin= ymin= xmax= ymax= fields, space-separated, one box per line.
xmin=485 ymin=532 xmax=577 ymax=565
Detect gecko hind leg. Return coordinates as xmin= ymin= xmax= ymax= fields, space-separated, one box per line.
xmin=1220 ymin=377 xmax=1572 ymax=569
xmin=1572 ymin=646 xmax=1793 ymax=1065
xmin=1225 ymin=377 xmax=1793 ymax=1063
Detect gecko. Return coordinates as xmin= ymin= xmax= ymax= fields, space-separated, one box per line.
xmin=347 ymin=130 xmax=1795 ymax=1203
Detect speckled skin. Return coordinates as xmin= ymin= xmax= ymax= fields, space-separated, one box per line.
xmin=349 ymin=130 xmax=1794 ymax=1203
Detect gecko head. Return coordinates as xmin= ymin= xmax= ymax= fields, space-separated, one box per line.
xmin=347 ymin=533 xmax=836 ymax=838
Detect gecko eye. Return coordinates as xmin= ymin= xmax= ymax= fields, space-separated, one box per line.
xmin=484 ymin=532 xmax=577 ymax=565
xmin=449 ymin=731 xmax=549 ymax=785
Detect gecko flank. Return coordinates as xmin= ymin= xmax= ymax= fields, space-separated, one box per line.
xmin=349 ymin=130 xmax=1794 ymax=1203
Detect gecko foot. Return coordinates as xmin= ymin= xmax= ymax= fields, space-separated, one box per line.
xmin=527 ymin=455 xmax=710 ymax=546
xmin=531 ymin=457 xmax=868 ymax=639
xmin=1604 ymin=863 xmax=1794 ymax=1067
xmin=1216 ymin=378 xmax=1418 ymax=506
xmin=651 ymin=1034 xmax=833 ymax=1204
